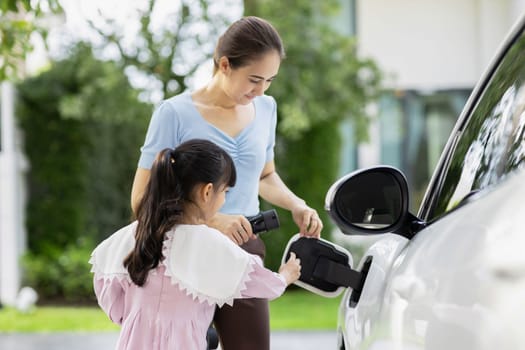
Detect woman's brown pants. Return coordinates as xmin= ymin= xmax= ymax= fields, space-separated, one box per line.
xmin=213 ymin=237 xmax=270 ymax=350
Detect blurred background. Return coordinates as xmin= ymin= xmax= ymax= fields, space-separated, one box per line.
xmin=1 ymin=0 xmax=524 ymax=332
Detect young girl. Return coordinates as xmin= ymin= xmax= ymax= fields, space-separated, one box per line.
xmin=90 ymin=139 xmax=301 ymax=350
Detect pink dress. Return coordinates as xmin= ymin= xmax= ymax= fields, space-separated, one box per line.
xmin=90 ymin=222 xmax=287 ymax=350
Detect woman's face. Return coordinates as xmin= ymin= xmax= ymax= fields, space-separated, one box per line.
xmin=222 ymin=51 xmax=281 ymax=105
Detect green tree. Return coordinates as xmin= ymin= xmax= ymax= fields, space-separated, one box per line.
xmin=84 ymin=0 xmax=236 ymax=100
xmin=244 ymin=0 xmax=382 ymax=269
xmin=17 ymin=43 xmax=151 ymax=301
xmin=0 ymin=0 xmax=62 ymax=81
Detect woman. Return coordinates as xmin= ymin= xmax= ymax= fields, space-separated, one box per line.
xmin=131 ymin=16 xmax=322 ymax=350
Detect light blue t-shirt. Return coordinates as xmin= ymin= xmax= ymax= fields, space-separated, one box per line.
xmin=138 ymin=92 xmax=277 ymax=216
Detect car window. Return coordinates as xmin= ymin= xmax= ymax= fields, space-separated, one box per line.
xmin=430 ymin=30 xmax=525 ymax=220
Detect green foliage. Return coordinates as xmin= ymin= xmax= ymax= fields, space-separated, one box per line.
xmin=245 ymin=0 xmax=382 ymax=140
xmin=0 ymin=0 xmax=62 ymax=81
xmin=16 ymin=43 xmax=151 ymax=301
xmin=22 ymin=238 xmax=96 ymax=303
xmin=269 ymin=289 xmax=342 ymax=329
xmin=245 ymin=0 xmax=382 ymax=269
xmin=84 ymin=0 xmax=236 ymax=100
xmin=0 ymin=306 xmax=119 ymax=332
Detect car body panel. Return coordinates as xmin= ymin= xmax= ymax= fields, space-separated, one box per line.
xmin=337 ymin=234 xmax=409 ymax=349
xmin=341 ymin=169 xmax=525 ymax=350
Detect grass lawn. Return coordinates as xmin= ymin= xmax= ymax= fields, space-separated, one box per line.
xmin=0 ymin=289 xmax=341 ymax=332
xmin=270 ymin=289 xmax=342 ymax=329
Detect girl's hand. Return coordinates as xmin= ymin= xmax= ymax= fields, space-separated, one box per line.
xmin=208 ymin=212 xmax=255 ymax=245
xmin=279 ymin=252 xmax=301 ymax=285
xmin=291 ymin=204 xmax=323 ymax=238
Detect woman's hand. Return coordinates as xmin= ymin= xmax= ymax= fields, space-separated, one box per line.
xmin=208 ymin=212 xmax=255 ymax=245
xmin=291 ymin=204 xmax=323 ymax=238
xmin=279 ymin=252 xmax=301 ymax=285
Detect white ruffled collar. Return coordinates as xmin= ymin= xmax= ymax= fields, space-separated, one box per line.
xmin=89 ymin=221 xmax=253 ymax=307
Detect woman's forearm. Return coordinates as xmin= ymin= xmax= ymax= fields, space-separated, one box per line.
xmin=259 ymin=171 xmax=305 ymax=211
xmin=259 ymin=162 xmax=323 ymax=238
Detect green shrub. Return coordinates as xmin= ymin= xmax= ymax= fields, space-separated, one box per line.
xmin=22 ymin=237 xmax=96 ymax=303
xmin=16 ymin=43 xmax=151 ymax=302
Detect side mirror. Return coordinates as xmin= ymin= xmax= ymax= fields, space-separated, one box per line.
xmin=325 ymin=166 xmax=423 ymax=238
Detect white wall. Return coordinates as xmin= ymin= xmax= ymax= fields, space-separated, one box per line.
xmin=357 ymin=0 xmax=525 ymax=91
xmin=0 ymin=82 xmax=27 ymax=306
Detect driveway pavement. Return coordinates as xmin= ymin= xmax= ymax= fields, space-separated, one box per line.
xmin=0 ymin=330 xmax=338 ymax=350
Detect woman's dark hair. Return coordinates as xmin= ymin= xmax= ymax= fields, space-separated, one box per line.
xmin=124 ymin=139 xmax=236 ymax=286
xmin=213 ymin=16 xmax=285 ymax=74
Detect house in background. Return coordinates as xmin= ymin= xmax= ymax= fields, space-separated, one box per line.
xmin=335 ymin=0 xmax=525 ymax=212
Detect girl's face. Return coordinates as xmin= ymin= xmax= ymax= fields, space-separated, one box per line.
xmin=221 ymin=51 xmax=281 ymax=105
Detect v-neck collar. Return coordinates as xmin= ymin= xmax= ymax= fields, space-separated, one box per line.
xmin=186 ymin=92 xmax=257 ymax=141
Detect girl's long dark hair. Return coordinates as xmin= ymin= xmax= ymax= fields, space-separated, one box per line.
xmin=124 ymin=139 xmax=236 ymax=286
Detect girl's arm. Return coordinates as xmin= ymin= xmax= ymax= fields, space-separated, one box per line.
xmin=259 ymin=160 xmax=323 ymax=238
xmin=93 ymin=276 xmax=128 ymax=325
xmin=240 ymin=253 xmax=301 ymax=300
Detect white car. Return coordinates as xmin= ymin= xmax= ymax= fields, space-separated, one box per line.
xmin=283 ymin=12 xmax=525 ymax=350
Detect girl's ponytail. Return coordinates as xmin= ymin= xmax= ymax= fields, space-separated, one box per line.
xmin=125 ymin=148 xmax=185 ymax=286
